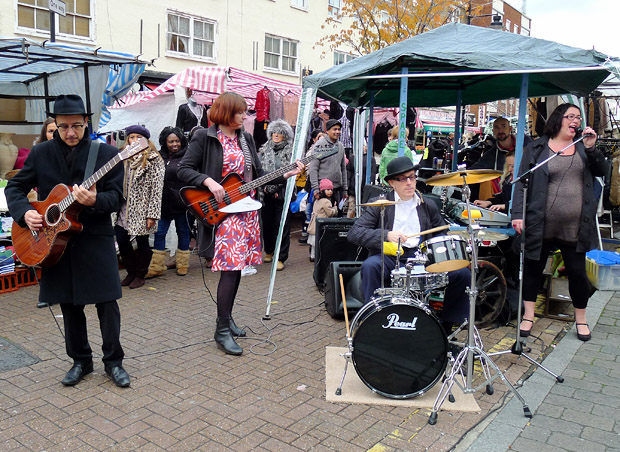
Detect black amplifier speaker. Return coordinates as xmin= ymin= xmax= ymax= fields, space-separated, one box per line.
xmin=324 ymin=261 xmax=365 ymax=319
xmin=313 ymin=217 xmax=368 ymax=289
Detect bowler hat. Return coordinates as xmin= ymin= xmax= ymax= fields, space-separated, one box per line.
xmin=384 ymin=156 xmax=417 ymax=181
xmin=326 ymin=119 xmax=342 ymax=130
xmin=47 ymin=94 xmax=92 ymax=117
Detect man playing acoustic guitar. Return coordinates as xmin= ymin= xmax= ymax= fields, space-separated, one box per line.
xmin=6 ymin=94 xmax=131 ymax=388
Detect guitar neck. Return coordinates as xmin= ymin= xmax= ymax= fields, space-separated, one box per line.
xmin=58 ymin=154 xmax=123 ymax=212
xmin=239 ymin=153 xmax=315 ymax=194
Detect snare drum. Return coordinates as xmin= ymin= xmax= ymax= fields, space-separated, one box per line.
xmin=391 ymin=265 xmax=448 ymax=293
xmin=420 ymin=235 xmax=469 ymax=273
xmin=350 ymin=294 xmax=448 ymax=398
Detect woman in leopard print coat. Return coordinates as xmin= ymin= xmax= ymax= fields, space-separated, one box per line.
xmin=115 ymin=125 xmax=165 ymax=289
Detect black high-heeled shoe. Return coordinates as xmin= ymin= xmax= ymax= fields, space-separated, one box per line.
xmin=576 ymin=323 xmax=591 ymax=342
xmin=519 ymin=318 xmax=534 ymax=338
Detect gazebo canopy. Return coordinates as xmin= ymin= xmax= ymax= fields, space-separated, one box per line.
xmin=304 ymin=23 xmax=614 ymax=108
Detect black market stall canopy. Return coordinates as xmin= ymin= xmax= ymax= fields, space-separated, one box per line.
xmin=0 ymin=37 xmax=149 ymax=133
xmin=303 ymin=22 xmax=614 ymax=108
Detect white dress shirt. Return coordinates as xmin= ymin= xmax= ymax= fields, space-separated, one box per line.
xmin=392 ymin=192 xmax=421 ymax=248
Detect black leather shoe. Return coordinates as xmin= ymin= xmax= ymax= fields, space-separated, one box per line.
xmin=105 ymin=365 xmax=131 ymax=387
xmin=576 ymin=323 xmax=591 ymax=342
xmin=37 ymin=301 xmax=49 ymax=308
xmin=61 ymin=361 xmax=93 ymax=386
xmin=519 ymin=318 xmax=534 ymax=338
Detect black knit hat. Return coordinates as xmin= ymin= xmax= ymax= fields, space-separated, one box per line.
xmin=326 ymin=119 xmax=342 ymax=130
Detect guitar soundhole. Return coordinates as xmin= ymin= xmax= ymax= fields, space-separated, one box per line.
xmin=46 ymin=205 xmax=61 ymax=225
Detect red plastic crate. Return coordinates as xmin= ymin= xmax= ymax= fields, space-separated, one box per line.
xmin=15 ymin=267 xmax=41 ymax=287
xmin=0 ymin=272 xmax=19 ymax=294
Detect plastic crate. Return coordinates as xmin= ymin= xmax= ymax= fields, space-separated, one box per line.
xmin=0 ymin=272 xmax=19 ymax=294
xmin=586 ymin=253 xmax=620 ymax=291
xmin=15 ymin=267 xmax=41 ymax=287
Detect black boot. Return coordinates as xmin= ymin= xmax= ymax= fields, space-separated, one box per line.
xmin=130 ymin=248 xmax=152 ymax=289
xmin=229 ymin=317 xmax=246 ymax=337
xmin=120 ymin=251 xmax=135 ymax=286
xmin=214 ymin=317 xmax=243 ymax=355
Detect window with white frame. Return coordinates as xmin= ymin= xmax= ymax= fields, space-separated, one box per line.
xmin=167 ymin=10 xmax=216 ymax=61
xmin=264 ymin=35 xmax=298 ymax=73
xmin=333 ymin=51 xmax=356 ymax=66
xmin=291 ymin=0 xmax=308 ymax=10
xmin=328 ymin=0 xmax=341 ymax=17
xmin=16 ymin=0 xmax=93 ymax=40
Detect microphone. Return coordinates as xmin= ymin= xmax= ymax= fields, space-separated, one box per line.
xmin=574 ymin=127 xmax=595 ymax=138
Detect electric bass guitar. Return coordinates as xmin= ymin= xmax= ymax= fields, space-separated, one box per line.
xmin=180 ymin=147 xmax=338 ymax=226
xmin=12 ymin=138 xmax=149 ymax=267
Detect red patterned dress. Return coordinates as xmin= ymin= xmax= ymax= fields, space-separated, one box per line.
xmin=212 ymin=130 xmax=262 ymax=271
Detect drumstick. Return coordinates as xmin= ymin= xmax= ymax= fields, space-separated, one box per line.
xmin=405 ymin=224 xmax=450 ymax=239
xmin=339 ymin=274 xmax=351 ymax=339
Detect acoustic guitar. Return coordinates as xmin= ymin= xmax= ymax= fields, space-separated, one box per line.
xmin=12 ymin=138 xmax=149 ymax=267
xmin=180 ymin=147 xmax=338 ymax=226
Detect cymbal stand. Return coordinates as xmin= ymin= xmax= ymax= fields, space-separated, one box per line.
xmin=486 ymin=169 xmax=564 ymax=382
xmin=429 ymin=176 xmax=532 ymax=425
xmin=336 ymin=202 xmax=390 ymax=396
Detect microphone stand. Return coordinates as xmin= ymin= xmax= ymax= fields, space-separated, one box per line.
xmin=484 ymin=136 xmax=590 ymax=382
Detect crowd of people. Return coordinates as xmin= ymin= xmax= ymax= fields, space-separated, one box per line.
xmin=5 ymin=92 xmax=606 ymax=388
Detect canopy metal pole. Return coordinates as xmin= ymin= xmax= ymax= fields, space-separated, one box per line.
xmin=397 ymin=67 xmax=408 ymax=157
xmin=83 ymin=64 xmax=92 ymax=131
xmin=263 ymin=86 xmax=317 ymax=319
xmin=366 ymin=92 xmax=375 ymax=185
xmin=510 ymin=73 xmax=529 ymax=212
xmin=349 ymin=65 xmax=607 ymax=80
xmin=453 ymin=90 xmax=462 ymax=171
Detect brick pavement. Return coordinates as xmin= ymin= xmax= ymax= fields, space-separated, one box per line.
xmin=0 ymin=230 xmax=594 ymax=451
xmin=507 ymin=292 xmax=620 ymax=452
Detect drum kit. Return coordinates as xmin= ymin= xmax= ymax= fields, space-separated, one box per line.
xmin=335 ymin=168 xmax=539 ymax=424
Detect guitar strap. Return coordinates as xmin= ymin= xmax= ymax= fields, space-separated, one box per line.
xmin=84 ymin=140 xmax=100 ymax=180
xmin=238 ymin=132 xmax=253 ymax=183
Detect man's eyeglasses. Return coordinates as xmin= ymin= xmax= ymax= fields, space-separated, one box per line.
xmin=562 ymin=114 xmax=582 ymax=121
xmin=57 ymin=123 xmax=85 ymax=132
xmin=393 ymin=175 xmax=416 ymax=183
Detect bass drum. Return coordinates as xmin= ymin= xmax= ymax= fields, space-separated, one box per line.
xmin=350 ymin=295 xmax=448 ymax=399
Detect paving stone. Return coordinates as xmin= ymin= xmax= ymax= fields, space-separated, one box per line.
xmin=547 ymin=431 xmax=607 ymax=452
xmin=1 ymin=234 xmax=619 ymax=452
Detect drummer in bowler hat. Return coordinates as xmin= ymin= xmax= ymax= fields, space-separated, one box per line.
xmin=347 ymin=156 xmax=471 ymax=334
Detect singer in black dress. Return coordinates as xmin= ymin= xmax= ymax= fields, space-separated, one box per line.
xmin=511 ymin=103 xmax=607 ymax=341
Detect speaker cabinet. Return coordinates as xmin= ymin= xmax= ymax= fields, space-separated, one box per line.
xmin=324 ymin=261 xmax=365 ymax=319
xmin=313 ymin=217 xmax=367 ymax=289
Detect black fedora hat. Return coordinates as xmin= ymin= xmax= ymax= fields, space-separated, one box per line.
xmin=47 ymin=94 xmax=92 ymax=117
xmin=384 ymin=156 xmax=417 ymax=181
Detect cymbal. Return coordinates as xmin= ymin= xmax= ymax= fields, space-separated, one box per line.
xmin=359 ymin=199 xmax=399 ymax=207
xmin=448 ymin=229 xmax=509 ymax=242
xmin=425 ymin=169 xmax=503 ymax=186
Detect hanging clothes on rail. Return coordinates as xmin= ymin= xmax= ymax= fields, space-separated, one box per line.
xmin=269 ymin=90 xmax=284 ymax=121
xmin=283 ymin=92 xmax=300 ymax=126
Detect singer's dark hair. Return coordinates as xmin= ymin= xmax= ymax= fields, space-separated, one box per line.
xmin=544 ymin=103 xmax=581 ymax=138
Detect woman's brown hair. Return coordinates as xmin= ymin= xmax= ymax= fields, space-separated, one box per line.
xmin=36 ymin=117 xmax=56 ymax=144
xmin=208 ymin=92 xmax=247 ymax=126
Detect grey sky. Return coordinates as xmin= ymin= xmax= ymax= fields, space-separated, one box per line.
xmin=511 ymin=0 xmax=619 ymax=58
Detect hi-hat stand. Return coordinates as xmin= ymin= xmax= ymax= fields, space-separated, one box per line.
xmin=429 ymin=175 xmax=532 ymax=425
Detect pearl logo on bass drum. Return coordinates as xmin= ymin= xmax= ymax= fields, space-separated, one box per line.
xmin=382 ymin=313 xmax=418 ymax=330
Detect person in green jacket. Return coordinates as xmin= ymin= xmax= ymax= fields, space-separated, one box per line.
xmin=379 ymin=126 xmax=414 ymax=186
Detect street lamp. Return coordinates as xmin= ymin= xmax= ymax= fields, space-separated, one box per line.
xmin=489 ymin=15 xmax=503 ymax=31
